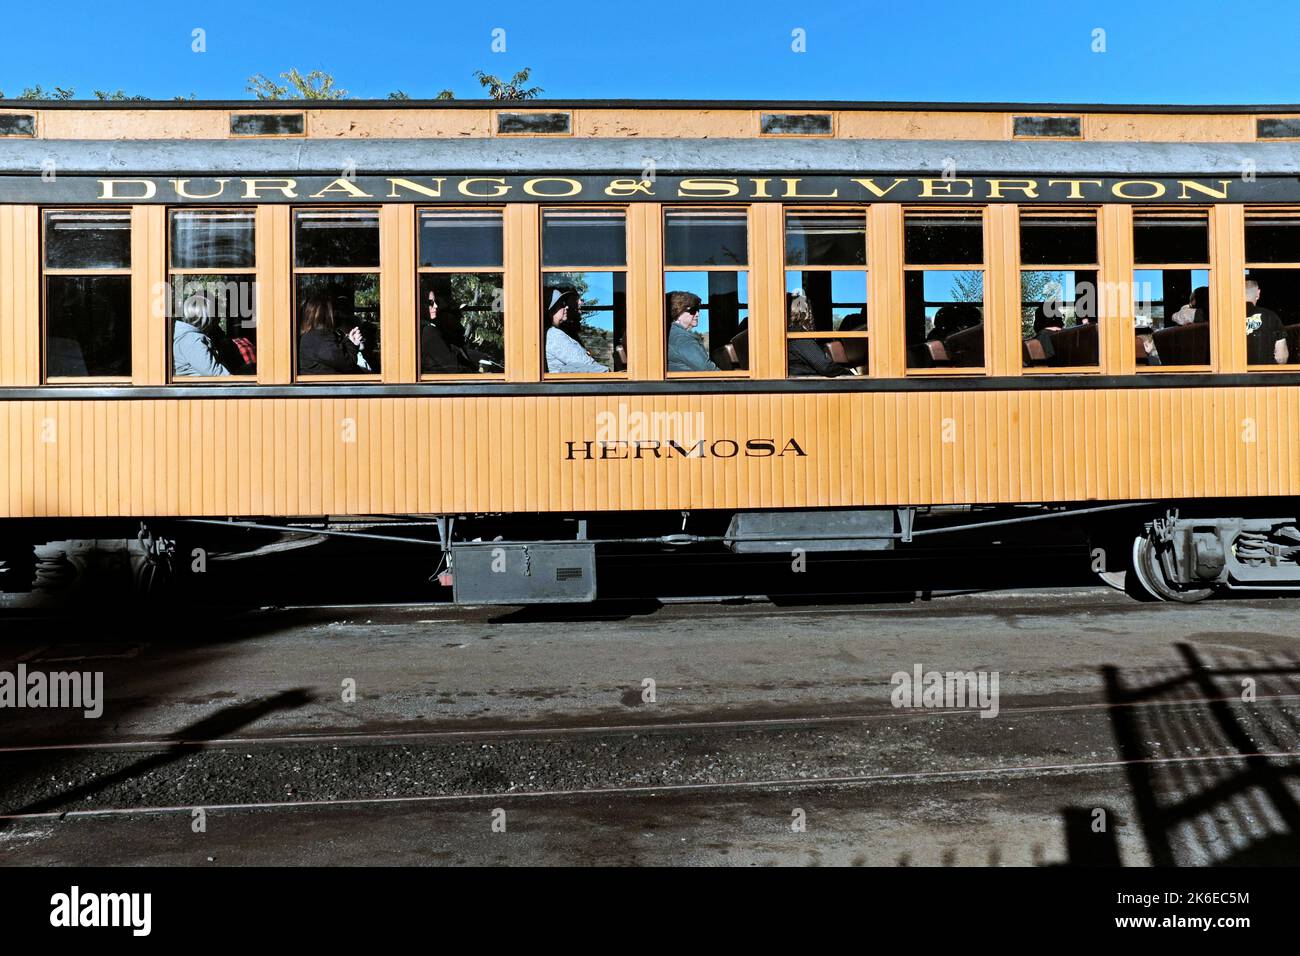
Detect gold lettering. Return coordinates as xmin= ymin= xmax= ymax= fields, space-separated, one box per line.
xmin=97 ymin=178 xmax=157 ymax=200
xmin=750 ymin=178 xmax=773 ymax=199
xmin=523 ymin=177 xmax=582 ymax=197
xmin=851 ymin=177 xmax=909 ymax=198
xmin=458 ymin=177 xmax=510 ymax=198
xmin=985 ymin=179 xmax=1039 ymax=199
xmin=242 ymin=178 xmax=298 ymax=199
xmin=677 ymin=178 xmax=741 ymax=198
xmin=1177 ymin=179 xmax=1232 ymax=200
xmin=604 ymin=178 xmax=655 ymax=197
xmin=308 ymin=178 xmax=374 ymax=199
xmin=781 ymin=177 xmax=839 ymax=199
xmin=918 ymin=178 xmax=974 ymax=198
xmin=1046 ymin=179 xmax=1104 ymax=200
xmin=386 ymin=177 xmax=447 ymax=198
xmin=1111 ymin=180 xmax=1166 ymax=199
xmin=171 ymin=178 xmax=229 ymax=200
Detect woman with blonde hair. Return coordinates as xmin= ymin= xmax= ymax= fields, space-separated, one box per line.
xmin=785 ymin=291 xmax=849 ymax=377
xmin=172 ymin=294 xmax=230 ymax=377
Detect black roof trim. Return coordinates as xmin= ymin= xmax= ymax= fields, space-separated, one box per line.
xmin=3 ymin=98 xmax=1300 ymax=114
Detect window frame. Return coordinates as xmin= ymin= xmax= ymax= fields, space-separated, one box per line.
xmin=40 ymin=206 xmax=134 ymax=385
xmin=1018 ymin=207 xmax=1102 ymax=376
xmin=781 ymin=205 xmax=869 ymax=378
xmin=662 ymin=205 xmax=753 ymax=380
xmin=1243 ymin=206 xmax=1300 ymax=372
xmin=539 ymin=204 xmax=631 ymax=381
xmin=290 ymin=204 xmax=383 ymax=383
xmin=902 ymin=206 xmax=989 ymax=376
xmin=165 ymin=205 xmax=259 ymax=384
xmin=415 ymin=205 xmax=508 ymax=382
xmin=1131 ymin=206 xmax=1213 ymax=373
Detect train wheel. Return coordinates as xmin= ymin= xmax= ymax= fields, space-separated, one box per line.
xmin=1126 ymin=532 xmax=1215 ymax=603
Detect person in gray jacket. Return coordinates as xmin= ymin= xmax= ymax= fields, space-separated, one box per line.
xmin=665 ymin=291 xmax=719 ymax=372
xmin=173 ymin=294 xmax=230 ymax=377
xmin=544 ymin=288 xmax=609 ymax=373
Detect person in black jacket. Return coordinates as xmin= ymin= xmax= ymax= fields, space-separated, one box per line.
xmin=298 ymin=292 xmax=366 ymax=374
xmin=786 ymin=292 xmax=849 ymax=377
xmin=421 ymin=288 xmax=475 ymax=373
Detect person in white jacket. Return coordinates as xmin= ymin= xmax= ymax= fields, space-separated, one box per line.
xmin=173 ymin=295 xmax=230 ymax=377
xmin=543 ymin=288 xmax=608 ymax=373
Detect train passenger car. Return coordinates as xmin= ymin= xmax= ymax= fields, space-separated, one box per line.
xmin=3 ymin=98 xmax=1300 ymax=603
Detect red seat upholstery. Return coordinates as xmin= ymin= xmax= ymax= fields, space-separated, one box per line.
xmin=1151 ymin=322 xmax=1210 ymax=365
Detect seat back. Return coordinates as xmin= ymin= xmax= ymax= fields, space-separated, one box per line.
xmin=943 ymin=324 xmax=984 ymax=367
xmin=1152 ymin=322 xmax=1210 ymax=365
xmin=1048 ymin=323 xmax=1099 ymax=366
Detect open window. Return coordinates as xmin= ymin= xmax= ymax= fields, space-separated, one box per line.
xmin=168 ymin=208 xmax=257 ymax=380
xmin=293 ymin=208 xmax=381 ymax=379
xmin=1133 ymin=210 xmax=1211 ymax=370
xmin=418 ymin=209 xmax=505 ymax=377
xmin=664 ymin=208 xmax=749 ymax=375
xmin=1019 ymin=210 xmax=1099 ymax=370
xmin=541 ymin=208 xmax=627 ymax=377
xmin=904 ymin=210 xmax=985 ymax=371
xmin=1243 ymin=211 xmax=1300 ymax=368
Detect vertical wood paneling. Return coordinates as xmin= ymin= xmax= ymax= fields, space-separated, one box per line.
xmin=626 ymin=203 xmax=664 ymax=380
xmin=131 ymin=205 xmax=167 ymax=385
xmin=748 ymin=204 xmax=785 ymax=379
xmin=0 ymin=206 xmax=40 ymax=386
xmin=867 ymin=205 xmax=905 ymax=378
xmin=1210 ymin=204 xmax=1247 ymax=374
xmin=382 ymin=204 xmax=417 ymax=384
xmin=256 ymin=205 xmax=292 ymax=384
xmin=1099 ymin=204 xmax=1135 ymax=375
xmin=985 ymin=205 xmax=1021 ymax=377
xmin=504 ymin=204 xmax=540 ymax=382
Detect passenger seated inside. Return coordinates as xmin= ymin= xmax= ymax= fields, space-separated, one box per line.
xmin=1029 ymin=302 xmax=1064 ymax=362
xmin=298 ymin=292 xmax=372 ymax=375
xmin=543 ymin=288 xmax=609 ymax=373
xmin=173 ymin=295 xmax=230 ymax=377
xmin=1245 ymin=277 xmax=1289 ymax=365
xmin=665 ymin=291 xmax=719 ymax=372
xmin=421 ymin=289 xmax=475 ymax=374
xmin=927 ymin=303 xmax=980 ymax=342
xmin=1169 ymin=285 xmax=1210 ymax=326
xmin=786 ymin=292 xmax=850 ymax=377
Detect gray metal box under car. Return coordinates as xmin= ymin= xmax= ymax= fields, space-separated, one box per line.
xmin=726 ymin=510 xmax=895 ymax=553
xmin=452 ymin=541 xmax=597 ymax=604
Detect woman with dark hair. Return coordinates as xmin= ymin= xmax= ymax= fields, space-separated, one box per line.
xmin=543 ymin=287 xmax=608 ymax=373
xmin=421 ymin=288 xmax=474 ymax=373
xmin=1170 ymin=285 xmax=1211 ymax=326
xmin=298 ymin=292 xmax=366 ymax=374
xmin=786 ymin=292 xmax=849 ymax=377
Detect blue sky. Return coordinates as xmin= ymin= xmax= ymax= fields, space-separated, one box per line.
xmin=2 ymin=0 xmax=1298 ymax=103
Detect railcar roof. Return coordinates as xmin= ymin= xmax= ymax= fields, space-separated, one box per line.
xmin=1 ymin=137 xmax=1298 ymax=176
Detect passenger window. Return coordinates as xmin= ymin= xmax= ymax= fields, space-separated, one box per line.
xmin=43 ymin=210 xmax=132 ymax=379
xmin=1133 ymin=211 xmax=1210 ymax=369
xmin=1243 ymin=214 xmax=1300 ymax=367
xmin=541 ymin=209 xmax=626 ymax=375
xmin=664 ymin=209 xmax=749 ymax=374
xmin=904 ymin=212 xmax=985 ymax=370
xmin=418 ymin=210 xmax=505 ymax=376
xmin=168 ymin=209 xmax=257 ymax=379
xmin=783 ymin=212 xmax=868 ymax=377
xmin=293 ymin=209 xmax=381 ymax=377
xmin=1019 ymin=212 xmax=1099 ymax=369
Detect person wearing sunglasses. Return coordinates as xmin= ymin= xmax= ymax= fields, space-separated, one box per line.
xmin=666 ymin=291 xmax=720 ymax=372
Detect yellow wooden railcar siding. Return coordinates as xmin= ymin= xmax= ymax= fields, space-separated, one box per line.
xmin=0 ymin=388 xmax=1296 ymax=517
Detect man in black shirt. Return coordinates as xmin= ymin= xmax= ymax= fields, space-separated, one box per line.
xmin=1245 ymin=278 xmax=1290 ymax=366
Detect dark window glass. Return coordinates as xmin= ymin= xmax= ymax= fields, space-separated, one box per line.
xmin=497 ymin=112 xmax=571 ymax=134
xmin=1133 ymin=215 xmax=1208 ymax=265
xmin=785 ymin=213 xmax=866 ymax=266
xmin=664 ymin=271 xmax=749 ymax=371
xmin=296 ymin=274 xmax=381 ymax=375
xmin=904 ymin=270 xmax=985 ymax=369
xmin=1013 ymin=116 xmax=1081 ymax=138
xmin=419 ymin=210 xmax=503 ymax=267
xmin=1257 ymin=118 xmax=1300 ymax=139
xmin=170 ymin=209 xmax=256 ymax=269
xmin=760 ymin=113 xmax=832 ymax=135
xmin=1020 ymin=270 xmax=1099 ymax=368
xmin=0 ymin=114 xmax=36 ymax=136
xmin=46 ymin=275 xmax=132 ymax=377
xmin=1245 ymin=219 xmax=1300 ymax=263
xmin=904 ymin=215 xmax=982 ymax=265
xmin=1019 ymin=216 xmax=1097 ymax=265
xmin=294 ymin=210 xmax=380 ymax=268
xmin=44 ymin=210 xmax=131 ymax=269
xmin=542 ymin=272 xmax=627 ymax=372
xmin=419 ymin=273 xmax=505 ymax=374
xmin=541 ymin=210 xmax=625 ymax=267
xmin=170 ymin=276 xmax=258 ymax=377
xmin=1245 ymin=269 xmax=1300 ymax=366
xmin=665 ymin=210 xmax=748 ymax=267
xmin=230 ymin=113 xmax=304 ymax=136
